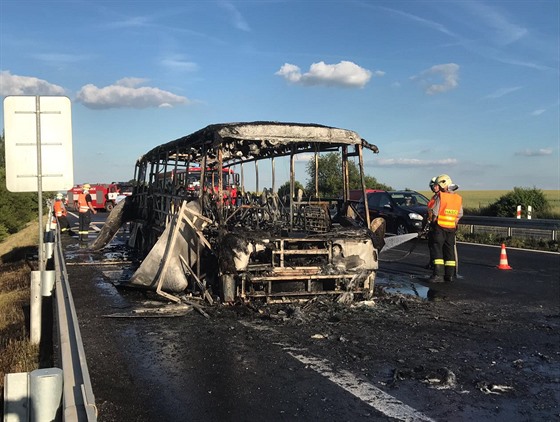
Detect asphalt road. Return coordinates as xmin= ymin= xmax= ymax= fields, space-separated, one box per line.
xmin=61 ymin=212 xmax=560 ymax=422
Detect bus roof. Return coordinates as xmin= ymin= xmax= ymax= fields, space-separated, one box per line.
xmin=137 ymin=121 xmax=379 ymax=166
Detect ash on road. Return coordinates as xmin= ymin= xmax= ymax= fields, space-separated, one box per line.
xmin=62 ymin=235 xmax=560 ymax=422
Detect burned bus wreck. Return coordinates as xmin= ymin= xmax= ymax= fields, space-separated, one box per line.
xmin=111 ymin=122 xmax=384 ymax=303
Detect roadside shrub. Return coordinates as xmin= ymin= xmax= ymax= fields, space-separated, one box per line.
xmin=484 ymin=187 xmax=551 ymax=218
xmin=538 ymin=210 xmax=560 ymax=220
xmin=278 ymin=180 xmax=305 ymax=201
xmin=463 ymin=207 xmax=482 ymax=216
xmin=0 ymin=168 xmax=40 ymax=240
xmin=0 ymin=224 xmax=8 ymax=243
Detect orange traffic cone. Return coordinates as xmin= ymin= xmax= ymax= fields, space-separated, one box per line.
xmin=497 ymin=243 xmax=512 ymax=270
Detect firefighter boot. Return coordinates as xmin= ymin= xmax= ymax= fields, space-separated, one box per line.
xmin=444 ymin=262 xmax=456 ymax=282
xmin=428 ymin=260 xmax=445 ymax=283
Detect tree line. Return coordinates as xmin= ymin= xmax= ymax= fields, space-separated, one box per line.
xmin=0 ymin=134 xmax=42 ymax=242
xmin=277 ymin=152 xmax=392 ymax=199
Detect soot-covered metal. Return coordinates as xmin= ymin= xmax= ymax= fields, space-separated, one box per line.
xmin=95 ymin=121 xmax=383 ymax=303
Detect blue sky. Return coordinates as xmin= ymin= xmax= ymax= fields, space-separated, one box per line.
xmin=1 ymin=0 xmax=558 ymax=191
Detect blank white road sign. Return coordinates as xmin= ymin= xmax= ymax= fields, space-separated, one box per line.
xmin=4 ymin=96 xmax=74 ymax=192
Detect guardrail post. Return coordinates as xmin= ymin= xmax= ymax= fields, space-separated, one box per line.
xmin=30 ymin=271 xmax=42 ymax=345
xmin=29 ymin=368 xmax=63 ymax=422
xmin=41 ymin=270 xmax=55 ymax=297
xmin=44 ymin=242 xmax=54 ymax=261
xmin=3 ymin=372 xmax=29 ymax=422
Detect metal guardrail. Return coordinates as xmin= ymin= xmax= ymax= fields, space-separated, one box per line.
xmin=53 ymin=230 xmax=98 ymax=421
xmin=459 ymin=216 xmax=559 ymax=241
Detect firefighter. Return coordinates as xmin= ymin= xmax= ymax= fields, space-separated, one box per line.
xmin=78 ymin=184 xmax=97 ymax=241
xmin=53 ymin=193 xmax=72 ymax=235
xmin=424 ymin=176 xmax=440 ymax=270
xmin=427 ymin=174 xmax=463 ymax=283
xmin=229 ymin=184 xmax=239 ymax=206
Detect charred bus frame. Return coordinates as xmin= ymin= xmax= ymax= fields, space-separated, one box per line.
xmin=128 ymin=122 xmax=381 ymax=303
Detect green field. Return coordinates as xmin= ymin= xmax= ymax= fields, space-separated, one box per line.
xmin=418 ymin=190 xmax=560 ymax=215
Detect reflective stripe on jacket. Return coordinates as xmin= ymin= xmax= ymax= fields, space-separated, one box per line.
xmin=437 ymin=192 xmax=463 ymax=229
xmin=78 ymin=193 xmax=90 ymax=213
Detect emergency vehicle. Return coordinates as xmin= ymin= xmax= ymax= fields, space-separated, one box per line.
xmin=157 ymin=166 xmax=239 ymax=195
xmin=67 ymin=183 xmax=130 ymax=212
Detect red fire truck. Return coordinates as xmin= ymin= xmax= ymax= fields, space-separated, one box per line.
xmin=158 ymin=166 xmax=239 ymax=194
xmin=67 ymin=183 xmax=130 ymax=212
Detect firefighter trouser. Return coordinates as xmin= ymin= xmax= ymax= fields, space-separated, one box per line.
xmin=56 ymin=215 xmax=70 ymax=233
xmin=78 ymin=210 xmax=91 ymax=241
xmin=432 ymin=225 xmax=457 ymax=278
xmin=427 ymin=229 xmax=436 ymax=264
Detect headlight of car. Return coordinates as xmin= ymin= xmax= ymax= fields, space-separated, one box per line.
xmin=408 ymin=212 xmax=423 ymax=221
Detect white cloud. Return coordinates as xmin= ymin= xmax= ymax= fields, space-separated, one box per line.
xmin=160 ymin=56 xmax=198 ymax=72
xmin=32 ymin=53 xmax=93 ymax=65
xmin=220 ymin=1 xmax=250 ymax=32
xmin=484 ymin=86 xmax=522 ymax=99
xmin=115 ymin=77 xmax=148 ymax=88
xmin=0 ymin=70 xmax=66 ymax=96
xmin=378 ymin=6 xmax=456 ymax=38
xmin=411 ymin=63 xmax=459 ymax=95
xmin=276 ymin=61 xmax=372 ymax=88
xmin=375 ymin=158 xmax=458 ymax=167
xmin=107 ymin=15 xmax=153 ymax=29
xmin=531 ymin=109 xmax=546 ymax=116
xmin=515 ymin=148 xmax=552 ymax=157
xmin=76 ymin=78 xmax=190 ymax=109
xmin=294 ymin=153 xmax=314 ymax=162
xmin=458 ymin=1 xmax=528 ymax=46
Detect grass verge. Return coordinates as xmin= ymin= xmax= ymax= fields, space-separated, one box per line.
xmin=456 ymin=228 xmax=559 ymax=252
xmin=0 ymin=221 xmax=40 ymax=390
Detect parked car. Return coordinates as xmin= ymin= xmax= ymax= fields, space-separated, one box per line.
xmin=355 ymin=190 xmax=430 ymax=234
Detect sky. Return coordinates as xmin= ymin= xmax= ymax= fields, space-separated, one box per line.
xmin=1 ymin=0 xmax=559 ymax=192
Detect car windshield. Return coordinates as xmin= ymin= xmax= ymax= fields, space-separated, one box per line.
xmin=389 ymin=191 xmax=429 ymax=206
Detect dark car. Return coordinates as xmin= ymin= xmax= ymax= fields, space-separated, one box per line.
xmin=357 ymin=190 xmax=430 ymax=235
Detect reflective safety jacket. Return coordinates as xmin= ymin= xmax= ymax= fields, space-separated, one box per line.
xmin=53 ymin=200 xmax=67 ymax=217
xmin=78 ymin=193 xmax=91 ymax=213
xmin=436 ymin=192 xmax=463 ymax=229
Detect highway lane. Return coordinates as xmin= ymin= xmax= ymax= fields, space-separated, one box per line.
xmin=379 ymin=239 xmax=559 ymax=304
xmin=61 ymin=212 xmax=560 ymax=421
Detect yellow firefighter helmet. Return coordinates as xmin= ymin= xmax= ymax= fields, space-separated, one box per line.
xmin=436 ymin=174 xmax=452 ymax=189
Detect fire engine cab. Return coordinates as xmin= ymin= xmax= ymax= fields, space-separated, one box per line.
xmin=67 ymin=183 xmax=128 ymax=212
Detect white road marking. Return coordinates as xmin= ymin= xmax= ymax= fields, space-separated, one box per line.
xmin=286 ymin=352 xmax=435 ymax=422
xmin=239 ymin=321 xmax=435 ymax=422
